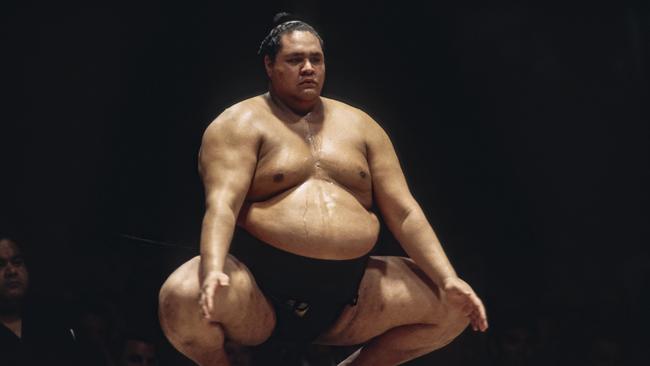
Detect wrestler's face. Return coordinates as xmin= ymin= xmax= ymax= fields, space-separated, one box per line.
xmin=0 ymin=239 xmax=29 ymax=303
xmin=265 ymin=30 xmax=325 ymax=103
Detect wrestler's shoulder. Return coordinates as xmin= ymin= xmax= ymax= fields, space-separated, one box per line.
xmin=322 ymin=96 xmax=382 ymax=130
xmin=204 ymin=96 xmax=267 ymax=135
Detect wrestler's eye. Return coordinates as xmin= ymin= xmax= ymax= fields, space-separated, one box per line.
xmin=287 ymin=58 xmax=302 ymax=64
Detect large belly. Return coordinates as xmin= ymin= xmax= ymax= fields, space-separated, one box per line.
xmin=239 ymin=179 xmax=379 ymax=259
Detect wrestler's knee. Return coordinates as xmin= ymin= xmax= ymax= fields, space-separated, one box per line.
xmin=412 ymin=315 xmax=468 ymax=352
xmin=411 ymin=297 xmax=468 ymax=349
xmin=437 ymin=303 xmax=470 ymax=346
xmin=211 ymin=255 xmax=276 ymax=345
xmin=159 ymin=258 xmax=199 ymax=324
xmin=157 ymin=256 xmax=240 ymax=326
xmin=159 ymin=270 xmax=229 ymax=364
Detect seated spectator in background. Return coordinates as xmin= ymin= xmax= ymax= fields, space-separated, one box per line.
xmin=74 ymin=297 xmax=121 ymax=366
xmin=0 ymin=234 xmax=79 ymax=365
xmin=117 ymin=332 xmax=158 ymax=366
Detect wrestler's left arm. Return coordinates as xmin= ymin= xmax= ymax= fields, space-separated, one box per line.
xmin=364 ymin=114 xmax=488 ymax=332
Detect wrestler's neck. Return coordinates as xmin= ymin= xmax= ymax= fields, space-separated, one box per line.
xmin=268 ymin=87 xmax=321 ymax=117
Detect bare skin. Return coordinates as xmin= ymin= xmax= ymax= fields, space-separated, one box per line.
xmin=159 ymin=30 xmax=488 ymax=366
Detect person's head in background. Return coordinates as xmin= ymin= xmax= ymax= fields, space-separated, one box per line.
xmin=0 ymin=235 xmax=30 ymax=312
xmin=118 ymin=332 xmax=158 ymax=366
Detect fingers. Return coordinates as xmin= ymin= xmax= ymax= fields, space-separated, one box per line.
xmin=467 ymin=292 xmax=488 ymax=332
xmin=469 ymin=312 xmax=479 ymax=331
xmin=452 ymin=288 xmax=488 ymax=332
xmin=469 ymin=309 xmax=483 ymax=331
xmin=206 ymin=285 xmax=215 ymax=318
xmin=200 ymin=285 xmax=215 ymax=320
xmin=456 ymin=298 xmax=485 ymax=332
xmin=443 ymin=278 xmax=489 ymax=332
xmin=199 ymin=272 xmax=230 ymax=320
xmin=469 ymin=313 xmax=482 ymax=332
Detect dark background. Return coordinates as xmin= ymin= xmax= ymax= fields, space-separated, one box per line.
xmin=2 ymin=0 xmax=649 ymax=365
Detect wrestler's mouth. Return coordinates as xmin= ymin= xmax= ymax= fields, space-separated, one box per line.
xmin=299 ymin=80 xmax=317 ymax=85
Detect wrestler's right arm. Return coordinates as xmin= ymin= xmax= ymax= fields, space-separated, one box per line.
xmin=197 ymin=108 xmax=261 ymax=319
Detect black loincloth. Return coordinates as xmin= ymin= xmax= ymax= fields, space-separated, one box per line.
xmin=231 ymin=228 xmax=370 ymax=344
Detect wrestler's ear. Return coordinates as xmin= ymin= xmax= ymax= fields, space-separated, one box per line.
xmin=264 ymin=55 xmax=273 ymax=78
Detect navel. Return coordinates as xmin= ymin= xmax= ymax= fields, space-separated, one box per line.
xmin=359 ymin=171 xmax=367 ymax=179
xmin=273 ymin=173 xmax=284 ymax=182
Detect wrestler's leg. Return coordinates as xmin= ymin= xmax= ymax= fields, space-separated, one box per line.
xmin=315 ymin=256 xmax=469 ymax=366
xmin=158 ymin=255 xmax=275 ymax=366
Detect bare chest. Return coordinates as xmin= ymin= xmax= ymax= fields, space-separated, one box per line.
xmin=247 ymin=119 xmax=372 ymax=205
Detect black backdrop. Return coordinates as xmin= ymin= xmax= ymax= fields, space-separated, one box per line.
xmin=2 ymin=1 xmax=649 ymax=365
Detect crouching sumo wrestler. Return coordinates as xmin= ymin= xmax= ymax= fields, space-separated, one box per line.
xmin=159 ymin=13 xmax=488 ymax=366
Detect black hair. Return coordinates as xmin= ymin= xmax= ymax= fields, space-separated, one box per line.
xmin=258 ymin=12 xmax=324 ymax=61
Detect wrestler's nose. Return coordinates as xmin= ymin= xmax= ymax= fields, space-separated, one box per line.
xmin=301 ymin=60 xmax=315 ymax=75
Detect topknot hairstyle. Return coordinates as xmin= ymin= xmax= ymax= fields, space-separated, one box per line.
xmin=258 ymin=12 xmax=324 ymax=61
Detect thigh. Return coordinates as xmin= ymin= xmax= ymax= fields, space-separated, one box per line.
xmin=315 ymin=256 xmax=447 ymax=346
xmin=159 ymin=254 xmax=276 ymax=346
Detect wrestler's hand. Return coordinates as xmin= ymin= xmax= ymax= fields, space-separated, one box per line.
xmin=442 ymin=277 xmax=488 ymax=332
xmin=199 ymin=270 xmax=230 ymax=320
